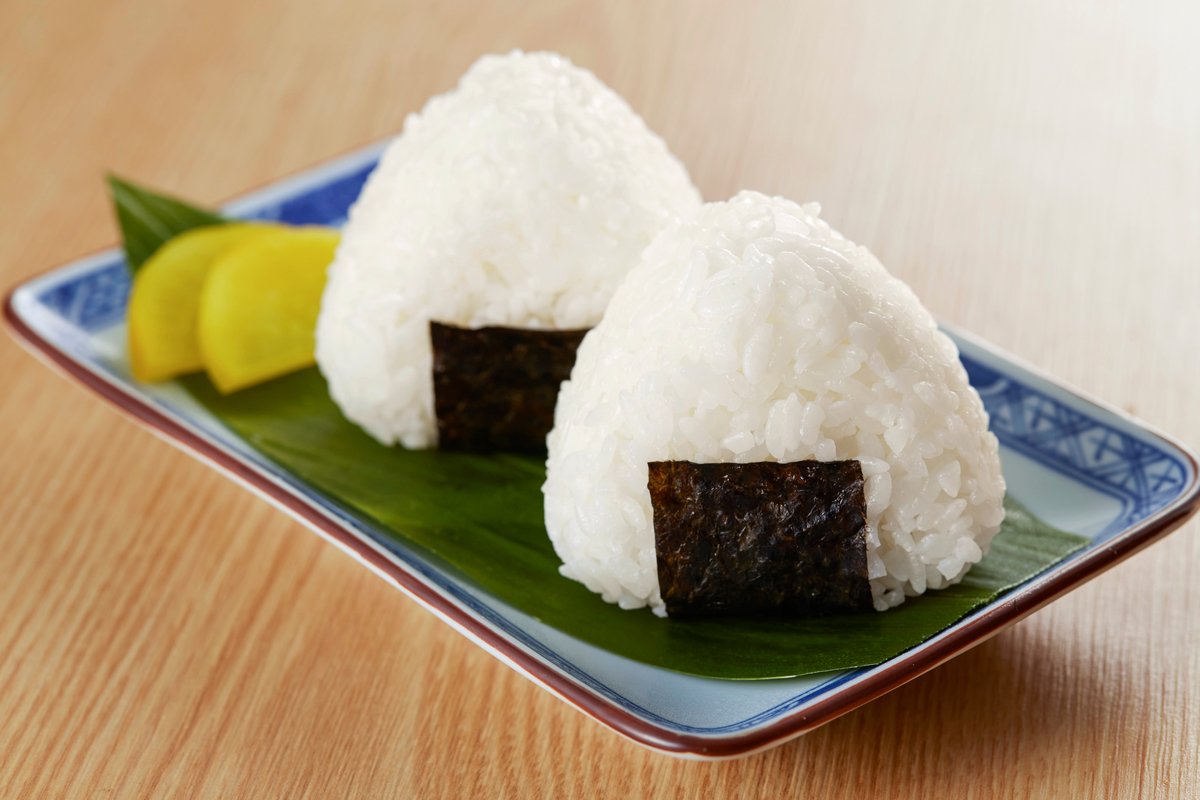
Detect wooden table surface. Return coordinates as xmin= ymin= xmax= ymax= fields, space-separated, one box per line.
xmin=3 ymin=0 xmax=1199 ymax=796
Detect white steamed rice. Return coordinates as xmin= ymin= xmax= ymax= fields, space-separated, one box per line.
xmin=316 ymin=50 xmax=701 ymax=448
xmin=543 ymin=191 xmax=1006 ymax=614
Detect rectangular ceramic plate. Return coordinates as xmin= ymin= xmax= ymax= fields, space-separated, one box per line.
xmin=6 ymin=141 xmax=1200 ymax=760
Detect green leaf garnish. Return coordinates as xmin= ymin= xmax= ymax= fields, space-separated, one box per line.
xmin=108 ymin=175 xmax=228 ymax=272
xmin=181 ymin=368 xmax=1089 ymax=680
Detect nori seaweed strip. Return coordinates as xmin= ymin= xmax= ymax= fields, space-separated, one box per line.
xmin=430 ymin=321 xmax=588 ymax=453
xmin=649 ymin=460 xmax=872 ymax=617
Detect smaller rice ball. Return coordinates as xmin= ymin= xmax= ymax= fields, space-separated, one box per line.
xmin=543 ymin=191 xmax=1006 ymax=615
xmin=316 ymin=50 xmax=701 ymax=448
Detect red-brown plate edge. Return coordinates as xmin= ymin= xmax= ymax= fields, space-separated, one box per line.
xmin=5 ymin=262 xmax=1200 ymax=761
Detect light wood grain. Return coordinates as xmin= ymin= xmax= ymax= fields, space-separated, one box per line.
xmin=2 ymin=0 xmax=1199 ymax=796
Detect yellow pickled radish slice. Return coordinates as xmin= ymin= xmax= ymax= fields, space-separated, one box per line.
xmin=127 ymin=223 xmax=276 ymax=382
xmin=197 ymin=227 xmax=340 ymax=394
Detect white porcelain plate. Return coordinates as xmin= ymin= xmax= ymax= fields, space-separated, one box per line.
xmin=7 ymin=141 xmax=1199 ymax=759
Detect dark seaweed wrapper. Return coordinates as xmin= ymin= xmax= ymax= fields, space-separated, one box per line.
xmin=430 ymin=321 xmax=588 ymax=454
xmin=649 ymin=460 xmax=873 ymax=617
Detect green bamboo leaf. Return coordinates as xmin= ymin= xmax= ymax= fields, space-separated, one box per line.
xmin=181 ymin=368 xmax=1088 ymax=680
xmin=108 ymin=175 xmax=228 ymax=272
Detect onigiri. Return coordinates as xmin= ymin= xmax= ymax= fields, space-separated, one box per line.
xmin=316 ymin=51 xmax=701 ymax=448
xmin=543 ymin=191 xmax=1006 ymax=615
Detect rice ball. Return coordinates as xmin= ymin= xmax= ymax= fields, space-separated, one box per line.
xmin=543 ymin=191 xmax=1006 ymax=615
xmin=316 ymin=51 xmax=701 ymax=447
